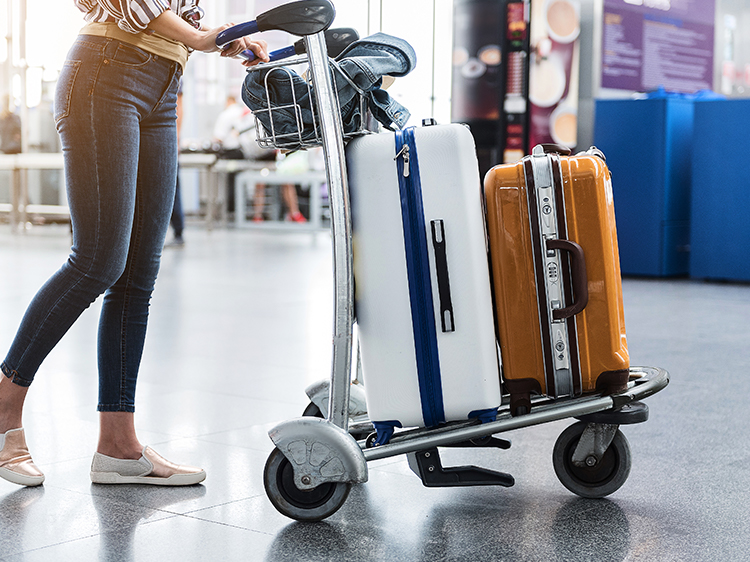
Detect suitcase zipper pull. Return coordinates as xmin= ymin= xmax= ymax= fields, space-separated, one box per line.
xmin=395 ymin=144 xmax=410 ymax=177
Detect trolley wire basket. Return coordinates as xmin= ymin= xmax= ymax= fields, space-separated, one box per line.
xmin=243 ymin=55 xmax=373 ymax=152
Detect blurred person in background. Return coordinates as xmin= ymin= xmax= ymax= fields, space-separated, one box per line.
xmin=0 ymin=96 xmax=22 ymax=155
xmin=165 ymin=83 xmax=186 ymax=247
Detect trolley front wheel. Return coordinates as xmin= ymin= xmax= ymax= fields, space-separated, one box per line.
xmin=552 ymin=422 xmax=632 ymax=499
xmin=264 ymin=447 xmax=351 ymax=521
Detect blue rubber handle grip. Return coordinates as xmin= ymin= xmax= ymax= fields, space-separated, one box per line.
xmin=240 ymin=44 xmax=296 ymax=62
xmin=216 ymin=20 xmax=260 ymax=48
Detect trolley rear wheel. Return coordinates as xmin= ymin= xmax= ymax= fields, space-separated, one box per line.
xmin=552 ymin=422 xmax=632 ymax=499
xmin=301 ymin=402 xmax=371 ymax=440
xmin=302 ymin=402 xmax=324 ymax=417
xmin=263 ymin=447 xmax=351 ymax=521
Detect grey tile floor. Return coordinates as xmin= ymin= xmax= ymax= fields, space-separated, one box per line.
xmin=1 ymin=224 xmax=749 ymax=562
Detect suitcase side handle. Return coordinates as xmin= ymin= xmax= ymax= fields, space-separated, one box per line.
xmin=546 ymin=239 xmax=588 ymax=320
xmin=430 ymin=219 xmax=455 ymax=332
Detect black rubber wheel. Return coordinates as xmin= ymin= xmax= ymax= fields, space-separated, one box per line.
xmin=263 ymin=447 xmax=351 ymax=522
xmin=364 ymin=432 xmax=378 ymax=448
xmin=552 ymin=422 xmax=632 ymax=499
xmin=302 ymin=402 xmax=371 ymax=441
xmin=302 ymin=402 xmax=324 ymax=418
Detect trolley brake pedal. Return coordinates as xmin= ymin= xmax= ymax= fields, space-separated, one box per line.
xmin=442 ymin=436 xmax=511 ymax=449
xmin=407 ymin=448 xmax=515 ymax=488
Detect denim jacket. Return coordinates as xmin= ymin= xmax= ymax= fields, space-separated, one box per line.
xmin=241 ymin=33 xmax=417 ymax=144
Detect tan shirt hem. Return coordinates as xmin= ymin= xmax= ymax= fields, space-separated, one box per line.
xmin=79 ymin=22 xmax=189 ymax=71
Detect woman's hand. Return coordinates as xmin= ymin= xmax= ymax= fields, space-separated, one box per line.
xmin=216 ymin=28 xmax=269 ymax=67
xmin=148 ymin=12 xmax=269 ymax=65
xmin=190 ymin=25 xmax=270 ymax=65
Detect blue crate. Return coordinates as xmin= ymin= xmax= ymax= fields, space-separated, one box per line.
xmin=690 ymin=99 xmax=750 ymax=282
xmin=594 ymin=98 xmax=693 ymax=277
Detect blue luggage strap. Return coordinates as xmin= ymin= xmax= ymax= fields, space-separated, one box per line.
xmin=395 ymin=127 xmax=446 ymax=429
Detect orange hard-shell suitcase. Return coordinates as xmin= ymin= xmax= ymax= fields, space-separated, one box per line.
xmin=484 ymin=145 xmax=629 ymax=416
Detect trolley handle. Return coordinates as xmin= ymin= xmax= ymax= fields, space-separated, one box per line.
xmin=216 ymin=0 xmax=336 ymax=49
xmin=239 ymin=27 xmax=358 ymax=62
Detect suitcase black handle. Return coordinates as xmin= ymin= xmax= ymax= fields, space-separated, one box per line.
xmin=430 ymin=220 xmax=455 ymax=332
xmin=546 ymin=239 xmax=588 ymax=320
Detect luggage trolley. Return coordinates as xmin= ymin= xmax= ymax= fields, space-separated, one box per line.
xmin=217 ymin=0 xmax=669 ymax=522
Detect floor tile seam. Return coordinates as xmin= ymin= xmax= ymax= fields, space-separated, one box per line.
xmin=31 ymin=482 xmax=209 ymax=517
xmin=190 ymin=429 xmax=275 ymax=446
xmin=45 ymin=485 xmax=231 ymax=527
xmin=0 ymin=514 xmax=183 ymax=560
xmin=177 ymin=491 xmax=268 ymax=518
xmin=3 ymin=476 xmax=161 ymax=498
xmin=177 ymin=510 xmax=276 ymax=536
xmin=368 ymin=458 xmax=408 ymax=470
xmin=191 ymin=436 xmax=273 ymax=454
xmin=26 ymin=453 xmax=96 ymax=469
xmin=0 ymin=532 xmax=102 ymax=560
xmin=368 ymin=465 xmax=415 ymax=478
xmin=189 ymin=423 xmax=282 ymax=440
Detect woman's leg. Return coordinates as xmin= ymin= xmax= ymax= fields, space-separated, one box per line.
xmin=0 ymin=36 xmax=144 ymax=487
xmin=91 ymin=87 xmax=206 ymax=481
xmin=0 ymin=377 xmax=27 ymax=434
xmin=95 ymin=59 xmax=182 ymax=458
xmin=253 ymin=183 xmax=266 ymax=221
xmin=168 ymin=170 xmax=185 ymax=241
xmin=1 ymin=36 xmax=140 ymax=414
xmin=97 ymin=412 xmax=141 ymax=459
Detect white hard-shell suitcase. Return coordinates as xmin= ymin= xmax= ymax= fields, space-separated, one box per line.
xmin=346 ymin=122 xmax=502 ymax=445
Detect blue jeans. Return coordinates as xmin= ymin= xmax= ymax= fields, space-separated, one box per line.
xmin=1 ymin=35 xmax=181 ymax=412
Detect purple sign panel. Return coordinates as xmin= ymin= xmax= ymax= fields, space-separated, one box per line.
xmin=601 ymin=0 xmax=715 ymax=93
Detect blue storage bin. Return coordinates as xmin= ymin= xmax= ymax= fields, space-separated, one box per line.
xmin=594 ymin=98 xmax=693 ymax=277
xmin=690 ymin=100 xmax=750 ymax=282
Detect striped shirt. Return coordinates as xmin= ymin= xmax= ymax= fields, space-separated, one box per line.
xmin=74 ymin=0 xmax=196 ymax=34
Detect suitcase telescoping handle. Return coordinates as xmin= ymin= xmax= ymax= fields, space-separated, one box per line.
xmin=535 ymin=143 xmax=608 ymax=162
xmin=535 ymin=143 xmax=572 ymax=156
xmin=545 ymin=239 xmax=588 ymax=320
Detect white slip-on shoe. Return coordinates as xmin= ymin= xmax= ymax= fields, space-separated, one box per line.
xmin=0 ymin=428 xmax=45 ymax=487
xmin=90 ymin=446 xmax=206 ymax=486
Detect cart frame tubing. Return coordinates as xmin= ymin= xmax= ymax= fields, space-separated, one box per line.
xmin=362 ymin=366 xmax=669 ymax=461
xmin=304 ymin=32 xmax=354 ymax=432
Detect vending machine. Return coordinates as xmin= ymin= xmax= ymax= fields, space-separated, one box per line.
xmin=452 ymin=0 xmax=581 ymax=171
xmin=451 ymin=0 xmax=530 ymax=175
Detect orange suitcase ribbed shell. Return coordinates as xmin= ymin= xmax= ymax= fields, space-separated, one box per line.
xmin=484 ymin=148 xmax=629 ymax=415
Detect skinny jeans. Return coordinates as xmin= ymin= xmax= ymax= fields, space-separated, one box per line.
xmin=1 ymin=35 xmax=182 ymax=412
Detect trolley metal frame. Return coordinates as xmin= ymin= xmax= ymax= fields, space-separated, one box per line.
xmin=233 ymin=15 xmax=669 ymax=522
